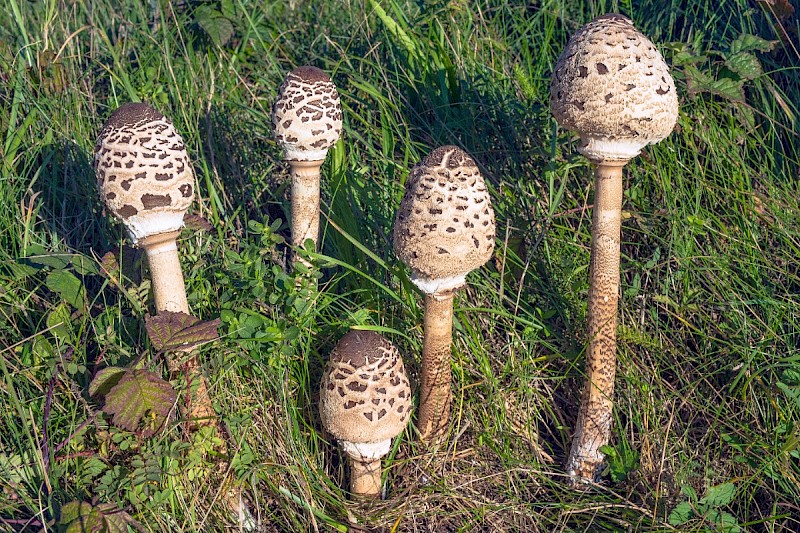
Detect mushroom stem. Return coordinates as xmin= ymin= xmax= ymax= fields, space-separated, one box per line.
xmin=349 ymin=457 xmax=383 ymax=498
xmin=418 ymin=292 xmax=454 ymax=441
xmin=140 ymin=231 xmax=217 ymax=428
xmin=140 ymin=231 xmax=189 ymax=315
xmin=289 ymin=159 xmax=323 ymax=268
xmin=566 ymin=160 xmax=625 ymax=483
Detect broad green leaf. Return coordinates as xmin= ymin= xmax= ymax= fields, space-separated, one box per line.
xmin=668 ymin=501 xmax=694 ymax=525
xmin=194 ymin=5 xmax=234 ymax=47
xmin=685 ymin=65 xmax=745 ymax=102
xmin=46 ymin=302 xmax=74 ymax=342
xmin=700 ymin=482 xmax=737 ymax=507
xmin=101 ymin=369 xmax=176 ymax=436
xmin=145 ymin=311 xmax=221 ymax=352
xmin=730 ymin=33 xmax=776 ymax=55
xmin=46 ymin=269 xmax=85 ymax=309
xmin=726 ymin=52 xmax=763 ymax=80
xmin=22 ymin=253 xmax=100 ymax=275
xmin=59 ymin=501 xmax=94 ymax=525
xmin=89 ymin=366 xmax=127 ymax=397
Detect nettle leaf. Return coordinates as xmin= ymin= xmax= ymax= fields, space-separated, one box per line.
xmin=194 ymin=5 xmax=234 ymax=47
xmin=726 ymin=51 xmax=763 ymax=80
xmin=183 ymin=213 xmax=213 ymax=232
xmin=730 ymin=33 xmax=777 ymax=55
xmin=59 ymin=500 xmax=132 ymax=533
xmin=700 ymin=482 xmax=737 ymax=507
xmin=145 ymin=311 xmax=221 ymax=352
xmin=100 ymin=369 xmax=176 ymax=436
xmin=684 ymin=65 xmax=745 ymax=102
xmin=46 ymin=269 xmax=85 ymax=309
xmin=668 ymin=501 xmax=694 ymax=526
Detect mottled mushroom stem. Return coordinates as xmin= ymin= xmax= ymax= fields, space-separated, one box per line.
xmin=140 ymin=230 xmax=217 ymax=427
xmin=418 ymin=292 xmax=455 ymax=441
xmin=349 ymin=458 xmax=382 ymax=498
xmin=289 ymin=159 xmax=323 ymax=268
xmin=566 ymin=160 xmax=625 ymax=483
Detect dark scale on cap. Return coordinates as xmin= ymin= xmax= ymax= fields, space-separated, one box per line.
xmin=101 ymin=102 xmax=164 ymax=133
xmin=330 ymin=330 xmax=392 ymax=368
xmin=289 ymin=65 xmax=332 ymax=84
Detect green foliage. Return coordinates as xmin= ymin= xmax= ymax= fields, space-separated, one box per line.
xmin=89 ymin=368 xmax=176 ymax=437
xmin=598 ymin=443 xmax=639 ymax=483
xmin=669 ymin=483 xmax=742 ymax=532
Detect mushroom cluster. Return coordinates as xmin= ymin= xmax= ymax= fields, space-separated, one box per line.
xmin=272 ymin=66 xmax=343 ymax=267
xmin=319 ymin=330 xmax=412 ymax=498
xmin=393 ymin=145 xmax=495 ymax=440
xmin=550 ymin=14 xmax=678 ymax=484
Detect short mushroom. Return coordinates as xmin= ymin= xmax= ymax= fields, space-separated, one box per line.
xmin=94 ymin=102 xmax=216 ymax=421
xmin=319 ymin=330 xmax=412 ymax=498
xmin=549 ymin=14 xmax=679 ymax=483
xmin=272 ymin=66 xmax=343 ymax=267
xmin=392 ymin=146 xmax=496 ymax=440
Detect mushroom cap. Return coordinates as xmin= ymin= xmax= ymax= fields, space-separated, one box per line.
xmin=549 ymin=13 xmax=679 ymax=162
xmin=319 ymin=330 xmax=412 ymax=447
xmin=94 ymin=102 xmax=195 ymax=244
xmin=392 ymin=146 xmax=496 ymax=294
xmin=272 ymin=66 xmax=343 ymax=161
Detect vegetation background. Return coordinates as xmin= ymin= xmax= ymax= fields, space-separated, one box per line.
xmin=1 ymin=0 xmax=799 ymax=530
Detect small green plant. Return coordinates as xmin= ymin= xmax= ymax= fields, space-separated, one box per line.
xmin=598 ymin=443 xmax=639 ymax=483
xmin=58 ymin=500 xmax=135 ymax=533
xmin=669 ymin=482 xmax=742 ymax=532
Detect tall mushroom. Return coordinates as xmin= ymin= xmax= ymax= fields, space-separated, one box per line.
xmin=392 ymin=146 xmax=496 ymax=441
xmin=94 ymin=102 xmax=215 ymax=424
xmin=272 ymin=66 xmax=343 ymax=267
xmin=319 ymin=330 xmax=412 ymax=498
xmin=549 ymin=14 xmax=678 ymax=483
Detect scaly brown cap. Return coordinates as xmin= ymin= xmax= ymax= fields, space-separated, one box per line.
xmin=550 ymin=14 xmax=678 ymax=162
xmin=393 ymin=146 xmax=496 ymax=295
xmin=319 ymin=330 xmax=412 ymax=449
xmin=94 ymin=102 xmax=194 ymax=243
xmin=272 ymin=66 xmax=343 ymax=161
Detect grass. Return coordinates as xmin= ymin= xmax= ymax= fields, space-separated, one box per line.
xmin=1 ymin=0 xmax=799 ymax=530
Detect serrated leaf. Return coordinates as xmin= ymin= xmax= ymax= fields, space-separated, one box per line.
xmin=731 ymin=33 xmax=778 ymax=54
xmin=89 ymin=367 xmax=127 ymax=397
xmin=194 ymin=5 xmax=234 ymax=47
xmin=700 ymin=482 xmax=737 ymax=507
xmin=685 ymin=65 xmax=745 ymax=102
xmin=726 ymin=51 xmax=763 ymax=80
xmin=145 ymin=311 xmax=221 ymax=352
xmin=183 ymin=213 xmax=213 ymax=232
xmin=46 ymin=269 xmax=85 ymax=309
xmin=668 ymin=501 xmax=694 ymax=525
xmin=102 ymin=369 xmax=176 ymax=436
xmin=59 ymin=501 xmax=132 ymax=533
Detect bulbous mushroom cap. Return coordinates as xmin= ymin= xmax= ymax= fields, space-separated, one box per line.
xmin=392 ymin=146 xmax=496 ymax=295
xmin=272 ymin=66 xmax=343 ymax=161
xmin=319 ymin=330 xmax=412 ymax=451
xmin=550 ymin=13 xmax=679 ymax=162
xmin=94 ymin=102 xmax=195 ymax=244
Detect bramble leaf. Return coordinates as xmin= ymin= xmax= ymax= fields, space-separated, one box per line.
xmin=194 ymin=5 xmax=234 ymax=47
xmin=668 ymin=501 xmax=694 ymax=525
xmin=101 ymin=369 xmax=176 ymax=436
xmin=730 ymin=33 xmax=777 ymax=55
xmin=726 ymin=52 xmax=763 ymax=80
xmin=145 ymin=311 xmax=221 ymax=352
xmin=88 ymin=367 xmax=126 ymax=397
xmin=46 ymin=269 xmax=85 ymax=309
xmin=59 ymin=500 xmax=132 ymax=533
xmin=183 ymin=213 xmax=213 ymax=232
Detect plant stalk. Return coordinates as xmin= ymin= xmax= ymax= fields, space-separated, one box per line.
xmin=289 ymin=159 xmax=323 ymax=269
xmin=417 ymin=292 xmax=454 ymax=441
xmin=566 ymin=161 xmax=625 ymax=484
xmin=349 ymin=457 xmax=382 ymax=498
